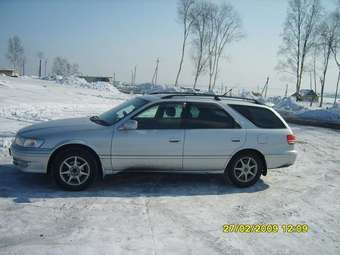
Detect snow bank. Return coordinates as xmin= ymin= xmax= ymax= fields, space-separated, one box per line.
xmin=274 ymin=97 xmax=306 ymax=112
xmin=116 ymin=82 xmax=181 ymax=94
xmin=274 ymin=97 xmax=340 ymax=124
xmin=55 ymin=76 xmax=120 ymax=93
xmin=296 ymin=104 xmax=340 ymax=123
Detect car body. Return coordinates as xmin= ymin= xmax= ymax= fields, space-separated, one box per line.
xmin=10 ymin=93 xmax=297 ymax=190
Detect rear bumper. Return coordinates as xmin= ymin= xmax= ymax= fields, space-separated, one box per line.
xmin=265 ymin=150 xmax=297 ymax=169
xmin=9 ymin=144 xmax=51 ymax=173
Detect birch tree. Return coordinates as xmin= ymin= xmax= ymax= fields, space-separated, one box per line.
xmin=6 ymin=36 xmax=24 ymax=71
xmin=278 ymin=0 xmax=321 ymax=94
xmin=317 ymin=10 xmax=340 ymax=107
xmin=174 ymin=0 xmax=195 ymax=87
xmin=207 ymin=3 xmax=242 ymax=91
xmin=191 ymin=1 xmax=212 ymax=89
xmin=331 ymin=10 xmax=340 ymax=105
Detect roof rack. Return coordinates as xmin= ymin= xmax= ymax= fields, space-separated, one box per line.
xmin=148 ymin=92 xmax=263 ymax=105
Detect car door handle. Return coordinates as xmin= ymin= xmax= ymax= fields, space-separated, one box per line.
xmin=231 ymin=139 xmax=241 ymax=142
xmin=169 ymin=139 xmax=181 ymax=143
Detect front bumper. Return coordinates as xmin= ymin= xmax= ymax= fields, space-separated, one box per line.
xmin=9 ymin=144 xmax=52 ymax=173
xmin=265 ymin=150 xmax=298 ymax=169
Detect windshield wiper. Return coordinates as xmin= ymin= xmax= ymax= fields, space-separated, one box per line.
xmin=89 ymin=116 xmax=110 ymax=126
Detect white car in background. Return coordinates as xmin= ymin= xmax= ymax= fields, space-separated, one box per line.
xmin=10 ymin=93 xmax=297 ymax=190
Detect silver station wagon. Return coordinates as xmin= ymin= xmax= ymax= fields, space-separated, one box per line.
xmin=10 ymin=93 xmax=297 ymax=190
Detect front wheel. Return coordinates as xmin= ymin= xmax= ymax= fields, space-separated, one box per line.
xmin=52 ymin=149 xmax=98 ymax=191
xmin=225 ymin=152 xmax=263 ymax=188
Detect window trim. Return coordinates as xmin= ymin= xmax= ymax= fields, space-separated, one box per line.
xmin=182 ymin=102 xmax=241 ymax=129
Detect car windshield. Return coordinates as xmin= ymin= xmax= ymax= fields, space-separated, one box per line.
xmin=93 ymin=97 xmax=149 ymax=125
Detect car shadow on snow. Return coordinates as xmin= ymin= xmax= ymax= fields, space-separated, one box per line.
xmin=0 ymin=164 xmax=269 ymax=203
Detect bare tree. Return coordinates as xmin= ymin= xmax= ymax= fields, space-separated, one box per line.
xmin=333 ymin=46 xmax=340 ymax=105
xmin=174 ymin=0 xmax=195 ymax=87
xmin=207 ymin=2 xmax=242 ymax=91
xmin=191 ymin=1 xmax=213 ymax=89
xmin=6 ymin=36 xmax=24 ymax=72
xmin=278 ymin=0 xmax=321 ymax=94
xmin=317 ymin=10 xmax=340 ymax=107
xmin=52 ymin=57 xmax=79 ymax=77
xmin=331 ymin=10 xmax=340 ymax=105
xmin=37 ymin=51 xmax=44 ymax=78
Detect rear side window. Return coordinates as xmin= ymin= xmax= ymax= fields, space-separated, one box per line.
xmin=229 ymin=105 xmax=286 ymax=129
xmin=184 ymin=103 xmax=239 ymax=129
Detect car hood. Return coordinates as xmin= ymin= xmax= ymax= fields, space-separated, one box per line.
xmin=18 ymin=117 xmax=106 ymax=137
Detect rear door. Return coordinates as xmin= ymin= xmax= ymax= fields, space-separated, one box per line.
xmin=182 ymin=102 xmax=246 ymax=171
xmin=112 ymin=101 xmax=185 ymax=171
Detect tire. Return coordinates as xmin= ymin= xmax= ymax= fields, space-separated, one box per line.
xmin=52 ymin=149 xmax=98 ymax=191
xmin=225 ymin=152 xmax=263 ymax=188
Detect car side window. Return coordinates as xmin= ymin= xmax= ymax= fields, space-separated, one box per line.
xmin=229 ymin=104 xmax=286 ymax=129
xmin=133 ymin=102 xmax=184 ymax=129
xmin=184 ymin=103 xmax=239 ymax=129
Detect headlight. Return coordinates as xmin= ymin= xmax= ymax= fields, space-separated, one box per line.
xmin=15 ymin=136 xmax=44 ymax=148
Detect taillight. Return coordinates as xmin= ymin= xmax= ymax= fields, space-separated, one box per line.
xmin=287 ymin=134 xmax=296 ymax=144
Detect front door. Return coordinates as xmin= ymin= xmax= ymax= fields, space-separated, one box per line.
xmin=112 ymin=102 xmax=185 ymax=171
xmin=182 ymin=102 xmax=245 ymax=171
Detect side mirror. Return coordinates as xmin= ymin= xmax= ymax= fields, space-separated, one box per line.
xmin=119 ymin=119 xmax=138 ymax=131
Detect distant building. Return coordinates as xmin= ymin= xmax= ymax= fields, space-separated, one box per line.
xmin=0 ymin=69 xmax=19 ymax=77
xmin=78 ymin=75 xmax=113 ymax=83
xmin=291 ymin=89 xmax=319 ymax=102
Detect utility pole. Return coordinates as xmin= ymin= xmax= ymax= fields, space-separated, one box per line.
xmin=133 ymin=65 xmax=137 ymax=85
xmin=44 ymin=59 xmax=47 ymax=76
xmin=151 ymin=58 xmax=159 ymax=87
xmin=38 ymin=59 xmax=42 ymax=78
xmin=284 ymin=84 xmax=288 ymax=97
xmin=22 ymin=58 xmax=25 ymax=76
xmin=113 ymin=72 xmax=116 ymax=86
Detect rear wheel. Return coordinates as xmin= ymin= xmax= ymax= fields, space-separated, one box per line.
xmin=52 ymin=149 xmax=98 ymax=191
xmin=225 ymin=152 xmax=263 ymax=188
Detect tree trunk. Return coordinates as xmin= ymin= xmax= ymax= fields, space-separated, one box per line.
xmin=175 ymin=32 xmax=188 ymax=87
xmin=319 ymin=48 xmax=331 ymax=107
xmin=193 ymin=65 xmax=200 ymax=89
xmin=334 ymin=70 xmax=340 ymax=105
xmin=193 ymin=46 xmax=203 ymax=89
xmin=313 ymin=53 xmax=317 ymax=94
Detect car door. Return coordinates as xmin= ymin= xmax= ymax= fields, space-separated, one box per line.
xmin=182 ymin=102 xmax=246 ymax=172
xmin=111 ymin=101 xmax=185 ymax=171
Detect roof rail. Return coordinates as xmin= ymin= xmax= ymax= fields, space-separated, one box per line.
xmin=148 ymin=92 xmax=263 ymax=104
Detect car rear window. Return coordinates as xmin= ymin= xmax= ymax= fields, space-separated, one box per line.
xmin=229 ymin=104 xmax=286 ymax=129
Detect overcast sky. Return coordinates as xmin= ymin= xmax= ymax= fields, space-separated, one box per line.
xmin=0 ymin=0 xmax=338 ymax=95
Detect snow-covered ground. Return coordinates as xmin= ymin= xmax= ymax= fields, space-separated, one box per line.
xmin=0 ymin=76 xmax=340 ymax=254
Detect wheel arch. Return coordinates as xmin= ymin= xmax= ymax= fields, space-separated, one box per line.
xmin=47 ymin=143 xmax=103 ymax=178
xmin=227 ymin=148 xmax=267 ymax=176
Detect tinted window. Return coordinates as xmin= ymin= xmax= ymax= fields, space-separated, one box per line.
xmin=133 ymin=102 xmax=184 ymax=129
xmin=229 ymin=105 xmax=286 ymax=129
xmin=184 ymin=103 xmax=239 ymax=129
